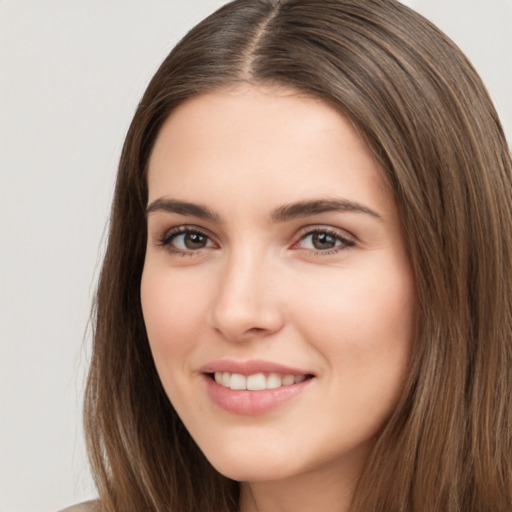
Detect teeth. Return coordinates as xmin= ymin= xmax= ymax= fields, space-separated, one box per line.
xmin=282 ymin=374 xmax=295 ymax=386
xmin=230 ymin=373 xmax=246 ymax=390
xmin=247 ymin=373 xmax=266 ymax=391
xmin=221 ymin=372 xmax=230 ymax=387
xmin=267 ymin=373 xmax=282 ymax=389
xmin=213 ymin=371 xmax=308 ymax=390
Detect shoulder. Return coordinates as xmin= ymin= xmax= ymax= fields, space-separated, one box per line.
xmin=59 ymin=500 xmax=99 ymax=512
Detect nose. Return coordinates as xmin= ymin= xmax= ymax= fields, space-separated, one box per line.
xmin=208 ymin=249 xmax=285 ymax=342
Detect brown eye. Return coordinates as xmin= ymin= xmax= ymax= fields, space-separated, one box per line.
xmin=311 ymin=232 xmax=338 ymax=250
xmin=296 ymin=228 xmax=355 ymax=253
xmin=182 ymin=232 xmax=208 ymax=249
xmin=161 ymin=228 xmax=215 ymax=253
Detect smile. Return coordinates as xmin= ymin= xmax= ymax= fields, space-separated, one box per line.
xmin=213 ymin=372 xmax=308 ymax=390
xmin=203 ymin=370 xmax=314 ymax=415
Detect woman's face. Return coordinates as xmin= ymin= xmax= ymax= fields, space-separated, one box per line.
xmin=141 ymin=85 xmax=416 ymax=485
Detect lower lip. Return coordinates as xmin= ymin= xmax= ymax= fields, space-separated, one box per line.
xmin=203 ymin=374 xmax=314 ymax=415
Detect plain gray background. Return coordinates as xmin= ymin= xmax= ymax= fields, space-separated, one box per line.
xmin=1 ymin=1 xmax=510 ymax=511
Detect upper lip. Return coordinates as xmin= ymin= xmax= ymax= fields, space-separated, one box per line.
xmin=200 ymin=359 xmax=313 ymax=376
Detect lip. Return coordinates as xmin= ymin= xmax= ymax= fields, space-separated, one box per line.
xmin=200 ymin=358 xmax=311 ymax=376
xmin=200 ymin=359 xmax=315 ymax=415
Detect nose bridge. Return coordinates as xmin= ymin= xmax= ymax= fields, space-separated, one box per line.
xmin=209 ymin=243 xmax=283 ymax=341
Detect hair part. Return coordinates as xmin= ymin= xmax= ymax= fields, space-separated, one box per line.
xmin=85 ymin=1 xmax=512 ymax=510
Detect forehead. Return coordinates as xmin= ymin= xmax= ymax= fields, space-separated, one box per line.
xmin=147 ymin=85 xmax=390 ymax=215
xmin=150 ymin=85 xmax=370 ymax=164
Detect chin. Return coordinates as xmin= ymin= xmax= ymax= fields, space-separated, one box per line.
xmin=213 ymin=461 xmax=294 ymax=483
xmin=202 ymin=445 xmax=300 ymax=483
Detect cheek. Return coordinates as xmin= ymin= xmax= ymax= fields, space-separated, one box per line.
xmin=310 ymin=270 xmax=414 ymax=437
xmin=291 ymin=261 xmax=415 ymax=387
xmin=140 ymin=267 xmax=210 ymax=369
xmin=294 ymin=262 xmax=414 ymax=333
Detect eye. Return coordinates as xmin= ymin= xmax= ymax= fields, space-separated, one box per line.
xmin=294 ymin=228 xmax=355 ymax=254
xmin=159 ymin=227 xmax=215 ymax=254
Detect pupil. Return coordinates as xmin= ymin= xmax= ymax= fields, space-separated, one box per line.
xmin=185 ymin=233 xmax=206 ymax=249
xmin=313 ymin=232 xmax=336 ymax=250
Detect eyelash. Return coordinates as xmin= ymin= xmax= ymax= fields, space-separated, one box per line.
xmin=157 ymin=226 xmax=215 ymax=256
xmin=157 ymin=225 xmax=355 ymax=256
xmin=293 ymin=227 xmax=355 ymax=255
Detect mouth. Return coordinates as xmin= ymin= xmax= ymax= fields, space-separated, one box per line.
xmin=207 ymin=371 xmax=314 ymax=391
xmin=201 ymin=359 xmax=316 ymax=414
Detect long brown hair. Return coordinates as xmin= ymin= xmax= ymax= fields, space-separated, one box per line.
xmin=84 ymin=1 xmax=512 ymax=510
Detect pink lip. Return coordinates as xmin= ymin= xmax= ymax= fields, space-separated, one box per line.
xmin=200 ymin=358 xmax=311 ymax=376
xmin=200 ymin=359 xmax=315 ymax=415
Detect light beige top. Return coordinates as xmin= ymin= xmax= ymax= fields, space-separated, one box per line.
xmin=59 ymin=501 xmax=99 ymax=512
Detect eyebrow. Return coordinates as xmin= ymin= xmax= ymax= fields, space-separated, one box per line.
xmin=271 ymin=198 xmax=382 ymax=222
xmin=146 ymin=198 xmax=222 ymax=222
xmin=146 ymin=197 xmax=382 ymax=222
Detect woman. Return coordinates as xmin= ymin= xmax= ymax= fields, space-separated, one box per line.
xmin=76 ymin=0 xmax=512 ymax=510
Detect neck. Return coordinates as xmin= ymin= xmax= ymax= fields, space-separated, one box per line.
xmin=239 ymin=456 xmax=363 ymax=512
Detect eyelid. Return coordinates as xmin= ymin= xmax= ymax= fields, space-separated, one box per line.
xmin=156 ymin=224 xmax=218 ymax=253
xmin=296 ymin=223 xmax=354 ymax=237
xmin=291 ymin=225 xmax=356 ymax=253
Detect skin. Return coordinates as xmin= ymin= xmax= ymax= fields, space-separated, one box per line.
xmin=141 ymin=85 xmax=416 ymax=512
